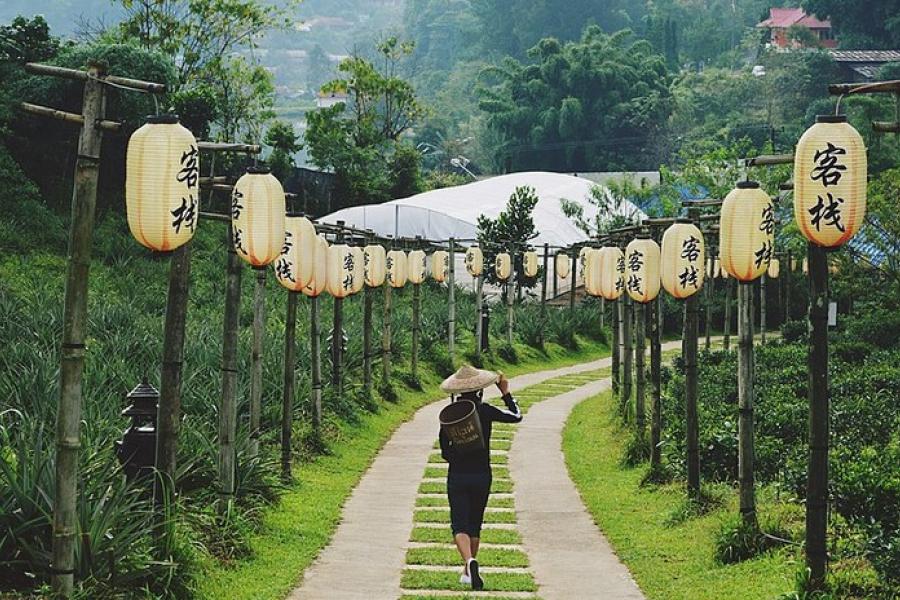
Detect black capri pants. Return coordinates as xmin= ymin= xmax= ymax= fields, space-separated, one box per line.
xmin=447 ymin=471 xmax=492 ymax=537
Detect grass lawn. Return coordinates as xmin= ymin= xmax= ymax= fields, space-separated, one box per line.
xmin=400 ymin=569 xmax=537 ymax=592
xmin=415 ymin=494 xmax=515 ymax=508
xmin=400 ymin=596 xmax=540 ymax=600
xmin=406 ymin=547 xmax=529 ymax=568
xmin=562 ymin=390 xmax=798 ymax=600
xmin=418 ymin=479 xmax=514 ymax=494
xmin=410 ymin=527 xmax=522 ymax=545
xmin=197 ymin=336 xmax=610 ymax=600
xmin=414 ymin=508 xmax=517 ymax=524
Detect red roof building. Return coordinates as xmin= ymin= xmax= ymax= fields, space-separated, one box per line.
xmin=757 ymin=7 xmax=836 ymax=49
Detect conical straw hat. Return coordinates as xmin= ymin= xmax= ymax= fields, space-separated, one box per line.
xmin=440 ymin=365 xmax=499 ymax=394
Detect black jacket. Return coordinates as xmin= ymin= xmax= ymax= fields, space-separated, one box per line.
xmin=439 ymin=393 xmax=522 ymax=474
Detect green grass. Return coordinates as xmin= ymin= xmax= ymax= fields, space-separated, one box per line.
xmin=415 ymin=495 xmax=514 ymax=509
xmin=400 ymin=595 xmax=540 ymax=600
xmin=423 ymin=466 xmax=510 ymax=479
xmin=406 ymin=547 xmax=529 ymax=568
xmin=414 ymin=509 xmax=517 ymax=524
xmin=198 ymin=338 xmax=611 ymax=600
xmin=562 ymin=390 xmax=797 ymax=600
xmin=418 ymin=480 xmax=513 ymax=494
xmin=400 ymin=569 xmax=537 ymax=592
xmin=410 ymin=526 xmax=522 ymax=545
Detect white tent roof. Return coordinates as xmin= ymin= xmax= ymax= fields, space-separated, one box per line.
xmin=320 ymin=171 xmax=646 ymax=247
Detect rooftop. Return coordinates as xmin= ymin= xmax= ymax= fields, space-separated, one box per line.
xmin=757 ymin=7 xmax=831 ymax=30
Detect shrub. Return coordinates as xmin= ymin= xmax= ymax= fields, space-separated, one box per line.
xmin=781 ymin=319 xmax=807 ymax=343
xmin=497 ymin=343 xmax=519 ymax=364
xmin=713 ymin=514 xmax=781 ymax=564
xmin=620 ymin=432 xmax=651 ymax=467
xmin=548 ymin=310 xmax=579 ymax=350
xmin=425 ymin=343 xmax=456 ymax=378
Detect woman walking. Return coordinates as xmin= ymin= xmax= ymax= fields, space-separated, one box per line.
xmin=439 ymin=366 xmax=523 ymax=591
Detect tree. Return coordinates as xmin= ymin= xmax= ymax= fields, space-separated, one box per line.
xmin=304 ymin=38 xmax=427 ymax=209
xmin=306 ymin=44 xmax=332 ymax=94
xmin=477 ymin=26 xmax=673 ymax=173
xmin=476 ymin=185 xmax=539 ymax=288
xmin=803 ymin=0 xmax=900 ymax=49
xmin=265 ymin=120 xmax=301 ymax=181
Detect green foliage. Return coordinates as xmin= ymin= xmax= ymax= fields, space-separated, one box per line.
xmin=496 ymin=343 xmax=519 ymax=364
xmin=713 ymin=514 xmax=786 ymax=565
xmin=620 ymin=432 xmax=651 ymax=467
xmin=803 ymin=0 xmax=900 ymax=49
xmin=0 ymin=15 xmax=58 ymax=63
xmin=477 ymin=26 xmax=672 ymax=172
xmin=780 ymin=319 xmax=808 ymax=344
xmin=265 ymin=120 xmax=301 ymax=180
xmin=476 ymin=185 xmax=539 ymax=287
xmin=304 ymin=38 xmax=426 ymax=208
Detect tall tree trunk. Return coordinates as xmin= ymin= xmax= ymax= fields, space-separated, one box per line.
xmin=280 ymin=291 xmax=298 ymax=482
xmin=611 ymin=296 xmax=620 ymax=399
xmin=635 ymin=302 xmax=646 ymax=437
xmin=683 ymin=294 xmax=701 ymax=500
xmin=310 ymin=296 xmax=323 ymax=434
xmin=724 ymin=278 xmax=734 ymax=350
xmin=219 ymin=229 xmax=242 ymax=514
xmin=737 ymin=282 xmax=758 ymax=527
xmin=649 ymin=297 xmax=662 ymax=468
xmin=249 ymin=268 xmax=267 ymax=457
xmin=622 ymin=298 xmax=634 ymax=420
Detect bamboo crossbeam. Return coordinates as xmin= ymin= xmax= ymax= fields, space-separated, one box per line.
xmin=744 ymin=153 xmax=793 ymax=167
xmin=829 ymin=80 xmax=900 ymax=96
xmin=780 ymin=182 xmax=795 ymax=191
xmin=698 ymin=214 xmax=720 ymax=222
xmin=25 ymin=62 xmax=167 ymax=94
xmin=684 ymin=199 xmax=723 ymax=207
xmin=199 ymin=176 xmax=229 ymax=186
xmin=197 ymin=141 xmax=262 ymax=154
xmin=873 ymin=121 xmax=900 ymax=133
xmin=21 ymin=102 xmax=122 ymax=131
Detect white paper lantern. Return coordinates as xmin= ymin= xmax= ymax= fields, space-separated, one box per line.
xmin=625 ymin=237 xmax=661 ymax=303
xmin=432 ymin=250 xmax=449 ymax=283
xmin=556 ymin=253 xmax=571 ymax=280
xmin=583 ymin=248 xmax=602 ymax=297
xmin=350 ymin=246 xmax=365 ymax=294
xmin=465 ymin=246 xmax=484 ymax=277
xmin=274 ymin=216 xmax=316 ymax=292
xmin=523 ymin=251 xmax=539 ymax=277
xmin=597 ymin=246 xmax=624 ymax=300
xmin=495 ymin=252 xmax=512 ymax=281
xmin=364 ymin=244 xmax=386 ymax=287
xmin=326 ymin=244 xmax=356 ymax=299
xmin=231 ymin=167 xmax=286 ymax=268
xmin=301 ymin=235 xmax=329 ymax=298
xmin=126 ymin=115 xmax=200 ymax=252
xmin=387 ymin=250 xmax=408 ymax=288
xmin=768 ymin=258 xmax=780 ymax=279
xmin=408 ymin=249 xmax=427 ymax=284
xmin=719 ymin=181 xmax=775 ymax=282
xmin=661 ymin=221 xmax=705 ymax=299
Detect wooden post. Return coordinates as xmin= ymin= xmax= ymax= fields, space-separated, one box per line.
xmin=363 ymin=284 xmax=374 ymax=398
xmin=219 ymin=228 xmax=242 ymax=513
xmin=156 ymin=243 xmax=191 ymax=501
xmin=507 ymin=243 xmax=515 ymax=346
xmin=552 ymin=252 xmax=558 ymax=299
xmin=760 ymin=274 xmax=767 ymax=344
xmin=249 ymin=267 xmax=266 ymax=457
xmin=331 ymin=227 xmax=345 ymax=399
xmin=724 ymin=277 xmax=734 ymax=350
xmin=784 ymin=256 xmax=791 ymax=323
xmin=541 ymin=243 xmax=549 ymax=310
xmin=649 ymin=297 xmax=662 ymax=467
xmin=51 ymin=62 xmax=106 ymax=597
xmin=635 ymin=301 xmax=646 ymax=436
xmin=737 ymin=281 xmax=758 ymax=526
xmin=569 ymin=247 xmax=578 ymax=313
xmin=412 ymin=282 xmax=421 ymax=378
xmin=474 ymin=275 xmax=484 ymax=358
xmin=806 ymin=244 xmax=829 ymax=590
xmin=280 ymin=291 xmax=298 ymax=481
xmin=382 ymin=275 xmax=393 ymax=382
xmin=310 ymin=295 xmax=323 ymax=434
xmin=683 ymin=293 xmax=701 ymax=500
xmin=622 ymin=297 xmax=634 ymax=420
xmin=611 ymin=295 xmax=620 ymax=399
xmin=448 ymin=238 xmax=456 ymax=359
xmin=705 ymin=257 xmax=713 ymax=350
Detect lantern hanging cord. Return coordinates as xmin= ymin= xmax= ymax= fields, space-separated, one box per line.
xmin=86 ymin=71 xmax=161 ymax=115
xmin=835 ymin=93 xmax=846 ymax=116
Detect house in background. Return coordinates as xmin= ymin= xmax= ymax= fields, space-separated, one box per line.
xmin=829 ymin=50 xmax=900 ymax=82
xmin=757 ymin=7 xmax=837 ymax=49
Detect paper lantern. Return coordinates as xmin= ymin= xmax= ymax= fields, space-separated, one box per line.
xmin=713 ymin=257 xmax=722 ymax=279
xmin=350 ymin=246 xmax=365 ymax=294
xmin=556 ymin=253 xmax=571 ymax=280
xmin=274 ymin=216 xmax=316 ymax=292
xmin=523 ymin=251 xmax=539 ymax=277
xmin=126 ymin=115 xmax=200 ymax=252
xmin=326 ymin=244 xmax=356 ymax=299
xmin=597 ymin=246 xmax=625 ymax=300
xmin=802 ymin=257 xmax=809 ymax=274
xmin=465 ymin=246 xmax=484 ymax=276
xmin=625 ymin=237 xmax=661 ymax=304
xmin=301 ymin=236 xmax=329 ymax=298
xmin=768 ymin=258 xmax=780 ymax=279
xmin=794 ymin=115 xmax=867 ymax=248
xmin=387 ymin=250 xmax=408 ymax=288
xmin=661 ymin=221 xmax=705 ymax=299
xmin=364 ymin=244 xmax=386 ymax=287
xmin=578 ymin=247 xmax=592 ymax=279
xmin=231 ymin=167 xmax=286 ymax=267
xmin=432 ymin=250 xmax=449 ymax=283
xmin=495 ymin=252 xmax=512 ymax=281
xmin=719 ymin=181 xmax=775 ymax=282
xmin=408 ymin=249 xmax=427 ymax=284
xmin=583 ymin=248 xmax=601 ymax=296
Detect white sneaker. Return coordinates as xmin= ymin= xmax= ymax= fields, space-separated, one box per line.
xmin=459 ymin=572 xmax=471 ymax=585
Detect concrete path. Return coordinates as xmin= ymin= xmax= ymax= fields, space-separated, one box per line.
xmin=290 ymin=340 xmax=690 ymax=600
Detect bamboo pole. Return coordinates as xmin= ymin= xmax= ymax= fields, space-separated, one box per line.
xmin=448 ymin=238 xmax=456 ymax=359
xmin=382 ymin=277 xmax=393 ymax=382
xmin=249 ymin=268 xmax=266 ymax=457
xmin=806 ymin=244 xmax=830 ymax=590
xmin=280 ymin=291 xmax=298 ymax=482
xmin=506 ymin=276 xmax=514 ymax=347
xmin=622 ymin=297 xmax=634 ymax=420
xmin=412 ymin=282 xmax=421 ymax=379
xmin=363 ymin=284 xmax=374 ymax=398
xmin=474 ymin=275 xmax=484 ymax=358
xmin=724 ymin=278 xmax=734 ymax=350
xmin=760 ymin=274 xmax=768 ymax=344
xmin=310 ymin=295 xmax=323 ymax=434
xmin=684 ymin=293 xmax=701 ymax=500
xmin=156 ymin=243 xmax=191 ymax=503
xmin=331 ymin=226 xmax=345 ymax=400
xmin=737 ymin=281 xmax=758 ymax=527
xmin=540 ymin=244 xmax=549 ymax=346
xmin=649 ymin=297 xmax=662 ymax=468
xmin=705 ymin=257 xmax=713 ymax=350
xmin=218 ymin=228 xmax=242 ymax=514
xmin=611 ymin=296 xmax=620 ymax=399
xmin=51 ymin=62 xmax=106 ymax=597
xmin=569 ymin=247 xmax=577 ymax=313
xmin=635 ymin=302 xmax=646 ymax=437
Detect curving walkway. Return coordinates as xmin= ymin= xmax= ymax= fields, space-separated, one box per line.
xmin=288 ymin=342 xmax=687 ymax=599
